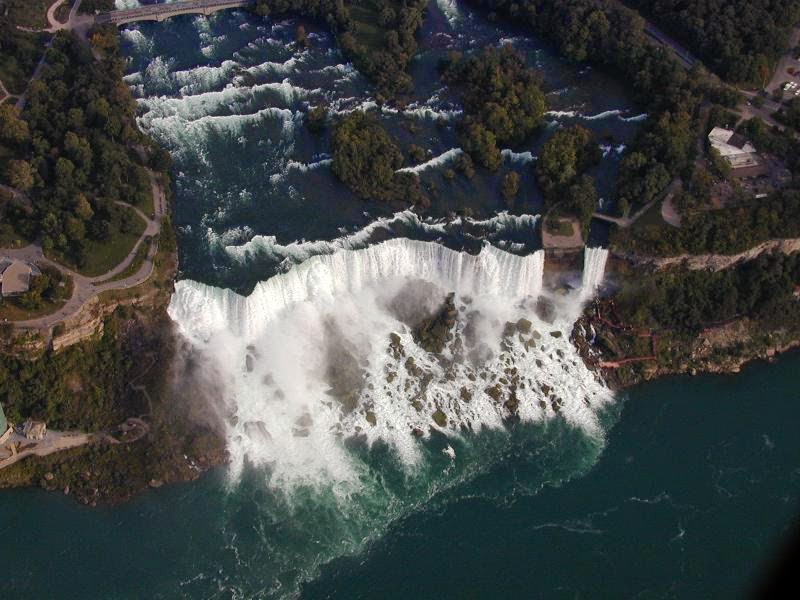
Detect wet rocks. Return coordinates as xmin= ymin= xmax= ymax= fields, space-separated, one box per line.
xmin=535 ymin=297 xmax=556 ymax=323
xmin=432 ymin=409 xmax=447 ymax=427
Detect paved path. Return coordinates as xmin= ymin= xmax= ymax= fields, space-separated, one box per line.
xmin=1 ymin=171 xmax=167 ymax=330
xmin=592 ymin=198 xmax=656 ymax=228
xmin=0 ymin=417 xmax=150 ymax=469
xmin=0 ymin=429 xmax=92 ymax=469
xmin=0 ymin=79 xmax=19 ymax=105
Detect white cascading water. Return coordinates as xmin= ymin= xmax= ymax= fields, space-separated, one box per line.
xmin=581 ymin=247 xmax=609 ymax=299
xmin=169 ymin=239 xmax=614 ymax=491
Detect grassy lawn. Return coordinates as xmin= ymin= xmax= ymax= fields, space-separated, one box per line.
xmin=633 ymin=198 xmax=667 ymax=228
xmin=3 ymin=0 xmax=54 ymax=28
xmin=100 ymin=236 xmax=151 ymax=284
xmin=349 ymin=0 xmax=386 ymax=53
xmin=48 ymin=205 xmax=147 ymax=277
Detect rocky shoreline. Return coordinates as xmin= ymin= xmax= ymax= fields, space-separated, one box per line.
xmin=573 ymin=300 xmax=800 ymax=391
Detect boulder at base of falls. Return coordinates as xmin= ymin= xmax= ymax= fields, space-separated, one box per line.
xmin=432 ymin=409 xmax=448 ymax=427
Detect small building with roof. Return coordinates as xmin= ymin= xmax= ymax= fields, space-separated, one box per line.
xmin=0 ymin=258 xmax=39 ymax=297
xmin=708 ymin=127 xmax=767 ymax=176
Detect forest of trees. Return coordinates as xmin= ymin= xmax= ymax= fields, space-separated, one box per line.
xmin=614 ymin=188 xmax=800 ymax=256
xmin=0 ymin=21 xmax=45 ymax=94
xmin=624 ymin=0 xmax=800 ymax=84
xmin=331 ymin=111 xmax=427 ymax=206
xmin=442 ymin=46 xmax=547 ymax=170
xmin=465 ymin=0 xmax=721 ymax=220
xmin=0 ymin=30 xmax=165 ymax=270
xmin=616 ymin=252 xmax=800 ymax=334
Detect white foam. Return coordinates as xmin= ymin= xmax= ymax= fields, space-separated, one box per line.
xmin=121 ymin=28 xmax=154 ymax=55
xmin=269 ymin=157 xmax=333 ymax=184
xmin=437 ymin=0 xmax=462 ymax=26
xmin=581 ymin=247 xmax=609 ymax=299
xmin=501 ymin=149 xmax=537 ymax=164
xmin=398 ymin=148 xmax=463 ymax=174
xmin=173 ymin=60 xmax=241 ymax=95
xmin=223 ymin=211 xmax=541 ymax=268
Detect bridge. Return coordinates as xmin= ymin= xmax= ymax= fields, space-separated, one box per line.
xmin=94 ymin=0 xmax=255 ymax=26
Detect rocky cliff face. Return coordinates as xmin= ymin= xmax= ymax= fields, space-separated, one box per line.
xmin=616 ymin=238 xmax=800 ymax=272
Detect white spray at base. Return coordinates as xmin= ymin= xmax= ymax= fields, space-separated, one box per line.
xmin=169 ymin=239 xmax=613 ymax=491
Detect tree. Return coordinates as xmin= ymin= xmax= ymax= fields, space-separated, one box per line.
xmin=0 ymin=104 xmax=30 ymax=146
xmin=73 ymin=194 xmax=94 ymax=221
xmin=445 ymin=46 xmax=546 ymax=168
xmin=462 ymin=123 xmax=501 ymax=171
xmin=331 ymin=112 xmax=417 ymax=203
xmin=5 ymin=159 xmax=34 ymax=191
xmin=304 ymin=105 xmax=328 ymax=134
xmin=536 ymin=126 xmax=599 ymax=199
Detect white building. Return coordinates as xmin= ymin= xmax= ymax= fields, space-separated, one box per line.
xmin=708 ymin=127 xmax=762 ymax=170
xmin=0 ymin=259 xmax=40 ymax=297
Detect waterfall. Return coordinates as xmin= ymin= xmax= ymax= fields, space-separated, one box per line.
xmin=581 ymin=247 xmax=609 ymax=299
xmin=168 ymin=239 xmax=612 ymax=487
xmin=170 ymin=239 xmax=546 ymax=343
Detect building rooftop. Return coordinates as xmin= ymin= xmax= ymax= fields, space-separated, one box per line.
xmin=708 ymin=127 xmax=761 ymax=169
xmin=0 ymin=259 xmax=34 ymax=297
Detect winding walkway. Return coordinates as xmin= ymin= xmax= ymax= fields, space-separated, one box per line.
xmin=1 ymin=171 xmax=166 ymax=330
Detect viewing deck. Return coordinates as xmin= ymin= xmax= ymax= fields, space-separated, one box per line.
xmin=95 ymin=0 xmax=255 ymax=26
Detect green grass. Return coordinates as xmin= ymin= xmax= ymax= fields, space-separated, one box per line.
xmin=633 ymin=198 xmax=667 ymax=228
xmin=47 ymin=206 xmax=147 ymax=277
xmin=100 ymin=236 xmax=151 ymax=284
xmin=3 ymin=0 xmax=53 ymax=28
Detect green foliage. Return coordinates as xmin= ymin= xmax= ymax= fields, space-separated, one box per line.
xmin=0 ymin=24 xmax=44 ymax=95
xmin=445 ymin=46 xmax=546 ymax=169
xmin=615 ymin=189 xmax=800 ymax=256
xmin=17 ymin=265 xmax=70 ymax=311
xmin=304 ymin=104 xmax=328 ymax=134
xmin=535 ymin=125 xmax=599 ymax=199
xmin=624 ymin=0 xmax=800 ymax=84
xmin=616 ymin=252 xmax=800 ymax=334
xmin=0 ymin=320 xmax=128 ymax=430
xmin=0 ymin=104 xmax=30 ymax=147
xmin=467 ymin=0 xmax=717 ymax=213
xmin=331 ymin=111 xmax=426 ymax=206
xmin=5 ymin=159 xmax=34 ymax=191
xmin=1 ymin=30 xmax=151 ymax=270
